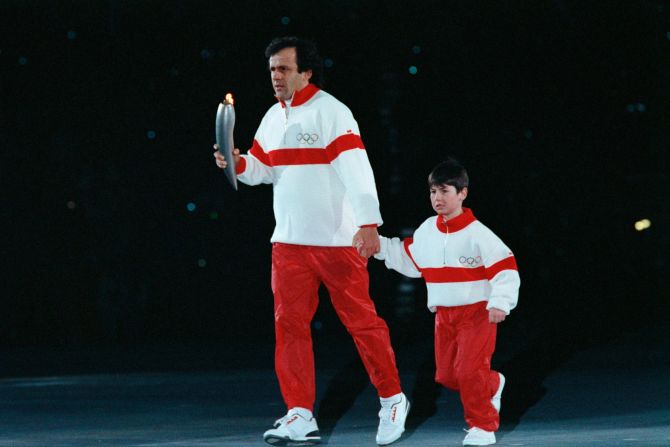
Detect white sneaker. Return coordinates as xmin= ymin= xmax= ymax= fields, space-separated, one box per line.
xmin=263 ymin=407 xmax=321 ymax=445
xmin=491 ymin=373 xmax=505 ymax=413
xmin=376 ymin=392 xmax=410 ymax=446
xmin=463 ymin=427 xmax=496 ymax=445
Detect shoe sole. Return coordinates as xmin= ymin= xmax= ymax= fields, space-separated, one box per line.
xmin=377 ymin=400 xmax=411 ymax=446
xmin=264 ymin=433 xmax=321 ymax=446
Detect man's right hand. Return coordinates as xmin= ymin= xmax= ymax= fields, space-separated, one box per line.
xmin=213 ymin=144 xmax=241 ymax=169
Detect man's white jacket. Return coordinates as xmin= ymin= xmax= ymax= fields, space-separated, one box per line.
xmin=235 ymin=84 xmax=382 ymax=246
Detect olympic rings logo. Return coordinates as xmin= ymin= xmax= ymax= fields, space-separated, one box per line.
xmin=296 ymin=133 xmax=319 ymax=145
xmin=459 ymin=256 xmax=482 ymax=266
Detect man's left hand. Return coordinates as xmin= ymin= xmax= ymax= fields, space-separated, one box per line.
xmin=488 ymin=308 xmax=506 ymax=323
xmin=352 ymin=227 xmax=380 ymax=258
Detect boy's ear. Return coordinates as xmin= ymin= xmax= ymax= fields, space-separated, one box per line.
xmin=460 ymin=187 xmax=468 ymax=200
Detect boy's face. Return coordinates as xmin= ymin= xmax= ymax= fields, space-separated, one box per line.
xmin=430 ymin=183 xmax=467 ymax=219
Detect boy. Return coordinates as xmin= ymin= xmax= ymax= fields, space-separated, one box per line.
xmin=373 ymin=158 xmax=520 ymax=446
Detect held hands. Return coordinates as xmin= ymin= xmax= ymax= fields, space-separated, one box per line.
xmin=489 ymin=308 xmax=506 ymax=324
xmin=352 ymin=227 xmax=380 ymax=258
xmin=213 ymin=144 xmax=241 ymax=169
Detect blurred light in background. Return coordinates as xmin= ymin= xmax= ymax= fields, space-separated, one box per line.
xmin=626 ymin=102 xmax=646 ymax=113
xmin=408 ymin=65 xmax=418 ymax=75
xmin=147 ymin=130 xmax=156 ymax=140
xmin=197 ymin=258 xmax=207 ymax=268
xmin=324 ymin=58 xmax=333 ymax=68
xmin=18 ymin=56 xmax=28 ymax=65
xmin=412 ymin=45 xmax=422 ymax=54
xmin=281 ymin=16 xmax=290 ymax=25
xmin=67 ymin=30 xmax=77 ymax=40
xmin=200 ymin=49 xmax=211 ymax=60
xmin=634 ymin=218 xmax=651 ymax=231
xmin=209 ymin=211 xmax=219 ymax=220
xmin=66 ymin=201 xmax=76 ymax=210
xmin=186 ymin=202 xmax=196 ymax=212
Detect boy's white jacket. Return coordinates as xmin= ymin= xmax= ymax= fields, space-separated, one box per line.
xmin=235 ymin=84 xmax=382 ymax=246
xmin=375 ymin=208 xmax=520 ymax=314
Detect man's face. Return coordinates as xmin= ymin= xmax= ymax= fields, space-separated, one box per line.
xmin=269 ymin=47 xmax=311 ymax=101
xmin=430 ymin=183 xmax=467 ymax=219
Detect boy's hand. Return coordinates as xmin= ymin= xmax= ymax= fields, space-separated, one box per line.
xmin=489 ymin=308 xmax=506 ymax=323
xmin=352 ymin=227 xmax=380 ymax=258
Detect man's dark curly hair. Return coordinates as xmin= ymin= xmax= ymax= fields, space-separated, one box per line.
xmin=265 ymin=36 xmax=324 ymax=88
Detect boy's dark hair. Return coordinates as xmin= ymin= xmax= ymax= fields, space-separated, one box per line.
xmin=265 ymin=36 xmax=324 ymax=88
xmin=428 ymin=157 xmax=469 ymax=192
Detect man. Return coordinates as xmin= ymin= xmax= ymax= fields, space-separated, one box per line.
xmin=213 ymin=36 xmax=409 ymax=446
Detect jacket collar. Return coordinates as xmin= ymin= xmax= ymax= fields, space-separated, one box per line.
xmin=436 ymin=207 xmax=476 ymax=233
xmin=277 ymin=83 xmax=320 ymax=108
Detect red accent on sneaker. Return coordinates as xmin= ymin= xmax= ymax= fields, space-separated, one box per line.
xmin=286 ymin=415 xmax=299 ymax=425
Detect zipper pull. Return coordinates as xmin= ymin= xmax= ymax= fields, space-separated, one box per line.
xmin=283 ymin=106 xmax=289 ymax=143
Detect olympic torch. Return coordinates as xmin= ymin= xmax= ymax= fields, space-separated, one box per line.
xmin=215 ymin=93 xmax=238 ymax=190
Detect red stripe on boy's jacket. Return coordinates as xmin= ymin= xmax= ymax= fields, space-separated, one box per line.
xmin=421 ymin=266 xmax=487 ymax=283
xmin=485 ymin=256 xmax=518 ymax=280
xmin=403 ymin=238 xmax=422 ymax=272
xmin=420 ymin=255 xmax=518 ymax=283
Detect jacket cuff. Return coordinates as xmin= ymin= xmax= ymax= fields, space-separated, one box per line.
xmin=235 ymin=156 xmax=247 ymax=175
xmin=373 ymin=236 xmax=388 ymax=260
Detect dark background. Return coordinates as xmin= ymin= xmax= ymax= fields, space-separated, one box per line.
xmin=1 ymin=0 xmax=668 ymax=381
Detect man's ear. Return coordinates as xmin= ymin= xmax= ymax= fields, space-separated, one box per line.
xmin=303 ymin=69 xmax=313 ymax=81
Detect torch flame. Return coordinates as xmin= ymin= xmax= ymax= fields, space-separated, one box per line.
xmin=225 ymin=93 xmax=234 ymax=105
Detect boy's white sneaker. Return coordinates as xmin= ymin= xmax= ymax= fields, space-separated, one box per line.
xmin=376 ymin=392 xmax=410 ymax=445
xmin=463 ymin=427 xmax=496 ymax=445
xmin=263 ymin=407 xmax=321 ymax=445
xmin=491 ymin=373 xmax=505 ymax=413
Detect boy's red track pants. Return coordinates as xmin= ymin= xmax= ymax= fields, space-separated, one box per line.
xmin=434 ymin=302 xmax=501 ymax=432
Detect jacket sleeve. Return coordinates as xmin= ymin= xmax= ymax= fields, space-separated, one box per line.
xmin=237 ymin=140 xmax=274 ymax=185
xmin=374 ymin=236 xmax=422 ymax=278
xmin=237 ymin=113 xmax=274 ymax=185
xmin=326 ymin=105 xmax=383 ymax=227
xmin=478 ymin=229 xmax=520 ymax=315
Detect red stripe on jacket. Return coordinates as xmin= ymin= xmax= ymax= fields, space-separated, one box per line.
xmin=421 ymin=266 xmax=487 ymax=283
xmin=419 ymin=255 xmax=517 ymax=283
xmin=248 ymin=134 xmax=365 ymax=167
xmin=325 ymin=134 xmax=365 ymax=161
xmin=485 ymin=256 xmax=518 ymax=280
xmin=403 ymin=238 xmax=422 ymax=272
xmin=269 ymin=148 xmax=329 ymax=166
xmin=249 ymin=139 xmax=271 ymax=166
